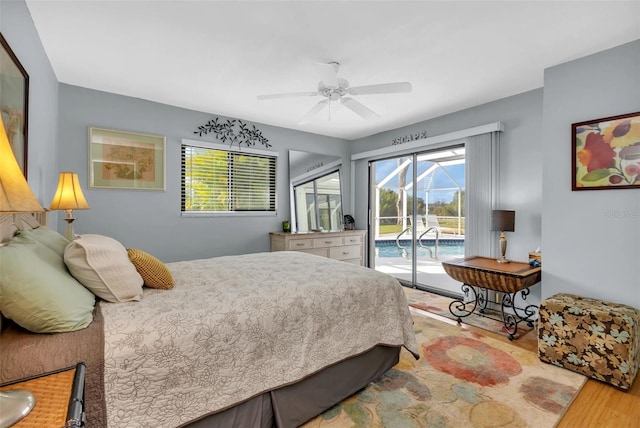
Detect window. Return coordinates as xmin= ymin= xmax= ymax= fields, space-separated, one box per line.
xmin=181 ymin=141 xmax=277 ymax=215
xmin=293 ymin=170 xmax=342 ymax=232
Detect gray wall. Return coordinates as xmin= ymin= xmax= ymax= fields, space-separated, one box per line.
xmin=58 ymin=84 xmax=350 ymax=262
xmin=0 ymin=0 xmax=59 ymax=208
xmin=542 ymin=40 xmax=640 ymax=309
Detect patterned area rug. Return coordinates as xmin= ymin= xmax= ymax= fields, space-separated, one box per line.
xmin=403 ymin=287 xmax=535 ymax=339
xmin=302 ymin=311 xmax=586 ymax=428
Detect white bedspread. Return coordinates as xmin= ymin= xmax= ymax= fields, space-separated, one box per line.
xmin=101 ymin=251 xmax=419 ymax=427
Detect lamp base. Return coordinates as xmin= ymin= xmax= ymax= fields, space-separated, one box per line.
xmin=0 ymin=390 xmax=36 ymax=428
xmin=497 ymin=232 xmax=510 ymax=264
xmin=63 ymin=217 xmax=76 ymax=241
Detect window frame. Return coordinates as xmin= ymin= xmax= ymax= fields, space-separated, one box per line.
xmin=181 ymin=138 xmax=278 ymax=217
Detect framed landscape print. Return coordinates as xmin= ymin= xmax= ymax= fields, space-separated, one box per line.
xmin=572 ymin=111 xmax=640 ymax=190
xmin=89 ymin=127 xmax=166 ymax=190
xmin=0 ymin=32 xmax=29 ymax=177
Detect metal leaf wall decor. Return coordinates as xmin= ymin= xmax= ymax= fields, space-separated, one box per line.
xmin=194 ymin=118 xmax=271 ymax=149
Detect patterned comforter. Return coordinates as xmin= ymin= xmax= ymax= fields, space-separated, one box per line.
xmin=101 ymin=251 xmax=419 ymax=427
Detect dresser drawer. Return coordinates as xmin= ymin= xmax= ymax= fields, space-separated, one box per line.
xmin=313 ymin=237 xmax=343 ymax=248
xmin=329 ymin=245 xmax=361 ymax=260
xmin=343 ymin=235 xmax=362 ymax=245
xmin=287 ymin=239 xmax=313 ymax=250
xmin=299 ymin=248 xmax=329 ymax=258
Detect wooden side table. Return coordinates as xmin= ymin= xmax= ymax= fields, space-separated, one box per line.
xmin=442 ymin=256 xmax=541 ymax=340
xmin=0 ymin=363 xmax=86 ymax=427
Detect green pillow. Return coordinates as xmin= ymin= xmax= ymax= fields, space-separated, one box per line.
xmin=0 ymin=235 xmax=95 ymax=333
xmin=19 ymin=226 xmax=69 ymax=256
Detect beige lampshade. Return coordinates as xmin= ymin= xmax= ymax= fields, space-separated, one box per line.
xmin=0 ymin=119 xmax=43 ymax=213
xmin=49 ymin=172 xmax=90 ymax=211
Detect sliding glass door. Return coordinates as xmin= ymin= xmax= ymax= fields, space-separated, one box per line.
xmin=369 ymin=146 xmax=465 ymax=296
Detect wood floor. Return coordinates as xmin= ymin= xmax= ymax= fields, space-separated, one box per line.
xmin=415 ymin=308 xmax=640 ymax=427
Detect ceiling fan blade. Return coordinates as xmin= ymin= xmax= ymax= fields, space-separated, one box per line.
xmin=347 ymin=82 xmax=412 ymax=96
xmin=257 ymin=91 xmax=318 ymax=101
xmin=341 ymin=97 xmax=379 ymax=120
xmin=299 ymin=99 xmax=329 ymax=124
xmin=314 ymin=62 xmax=340 ymax=89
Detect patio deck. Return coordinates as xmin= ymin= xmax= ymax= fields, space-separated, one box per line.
xmin=373 ymin=233 xmax=465 ymax=295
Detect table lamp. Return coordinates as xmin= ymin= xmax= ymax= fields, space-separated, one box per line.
xmin=49 ymin=172 xmax=90 ymax=240
xmin=492 ymin=210 xmax=515 ymax=264
xmin=0 ymin=120 xmax=40 ymax=426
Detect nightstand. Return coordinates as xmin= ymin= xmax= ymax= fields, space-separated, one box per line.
xmin=0 ymin=362 xmax=86 ymax=428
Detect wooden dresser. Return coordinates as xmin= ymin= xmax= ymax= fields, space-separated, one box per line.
xmin=270 ymin=230 xmax=367 ymax=265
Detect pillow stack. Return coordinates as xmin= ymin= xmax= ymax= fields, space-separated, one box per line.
xmin=0 ymin=227 xmax=174 ymax=334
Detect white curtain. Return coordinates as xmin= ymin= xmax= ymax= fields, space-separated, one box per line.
xmin=464 ymin=132 xmax=499 ymax=257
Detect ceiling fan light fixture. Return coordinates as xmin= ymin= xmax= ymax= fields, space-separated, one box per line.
xmin=259 ymin=60 xmax=411 ymax=124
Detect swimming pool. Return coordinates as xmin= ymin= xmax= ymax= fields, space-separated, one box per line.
xmin=375 ymin=239 xmax=465 ymax=258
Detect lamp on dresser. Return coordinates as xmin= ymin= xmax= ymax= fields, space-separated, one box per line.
xmin=49 ymin=172 xmax=90 ymax=240
xmin=0 ymin=119 xmax=40 ymax=427
xmin=491 ymin=209 xmax=515 ymax=264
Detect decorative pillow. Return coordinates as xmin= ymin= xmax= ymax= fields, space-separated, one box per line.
xmin=0 ymin=235 xmax=95 ymax=333
xmin=64 ymin=234 xmax=143 ymax=303
xmin=127 ymin=248 xmax=174 ymax=290
xmin=19 ymin=226 xmax=69 ymax=256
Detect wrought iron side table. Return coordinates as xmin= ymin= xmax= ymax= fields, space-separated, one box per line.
xmin=442 ymin=256 xmax=541 ymax=340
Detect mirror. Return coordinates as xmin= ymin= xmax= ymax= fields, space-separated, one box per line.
xmin=289 ymin=150 xmax=343 ymax=233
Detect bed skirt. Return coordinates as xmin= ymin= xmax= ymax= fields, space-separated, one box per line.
xmin=184 ymin=345 xmax=400 ymax=428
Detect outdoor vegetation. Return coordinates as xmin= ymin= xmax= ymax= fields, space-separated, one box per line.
xmin=182 ymin=147 xmax=274 ymax=212
xmin=377 ymin=188 xmax=465 ymax=235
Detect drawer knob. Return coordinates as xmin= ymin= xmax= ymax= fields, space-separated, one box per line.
xmin=325 ymin=241 xmax=332 ymax=244
xmin=343 ymin=251 xmax=349 ymax=255
xmin=296 ymin=243 xmax=304 ymax=246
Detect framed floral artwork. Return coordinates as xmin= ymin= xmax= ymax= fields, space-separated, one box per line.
xmin=572 ymin=111 xmax=640 ymax=190
xmin=89 ymin=127 xmax=165 ymax=190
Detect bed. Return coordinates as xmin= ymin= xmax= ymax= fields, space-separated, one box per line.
xmin=0 ymin=213 xmax=419 ymax=428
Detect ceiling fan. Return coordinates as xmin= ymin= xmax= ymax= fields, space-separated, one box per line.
xmin=257 ymin=62 xmax=412 ymax=124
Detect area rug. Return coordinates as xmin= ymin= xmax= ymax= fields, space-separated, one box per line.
xmin=403 ymin=287 xmax=535 ymax=339
xmin=302 ymin=311 xmax=586 ymax=428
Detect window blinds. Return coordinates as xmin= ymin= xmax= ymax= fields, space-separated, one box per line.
xmin=181 ymin=144 xmax=277 ymax=214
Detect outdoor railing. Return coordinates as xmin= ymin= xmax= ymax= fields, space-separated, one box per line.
xmin=375 ymin=215 xmax=465 ymax=238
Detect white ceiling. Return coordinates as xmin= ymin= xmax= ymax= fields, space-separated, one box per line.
xmin=25 ymin=1 xmax=640 ymax=141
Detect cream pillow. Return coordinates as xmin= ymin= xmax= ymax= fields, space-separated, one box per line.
xmin=64 ymin=234 xmax=143 ymax=302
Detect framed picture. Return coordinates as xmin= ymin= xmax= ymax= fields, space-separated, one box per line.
xmin=572 ymin=111 xmax=640 ymax=190
xmin=89 ymin=127 xmax=166 ymax=190
xmin=0 ymin=32 xmax=29 ymax=177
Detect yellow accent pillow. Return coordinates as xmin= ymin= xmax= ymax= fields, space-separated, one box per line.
xmin=126 ymin=248 xmax=174 ymax=290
